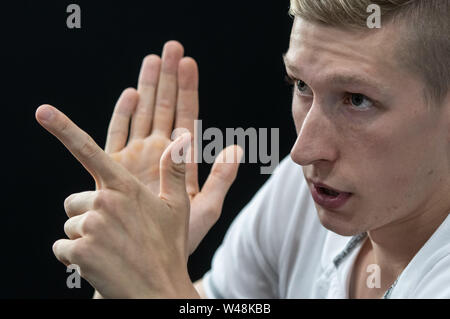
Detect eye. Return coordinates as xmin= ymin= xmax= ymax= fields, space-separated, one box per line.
xmin=284 ymin=75 xmax=313 ymax=96
xmin=297 ymin=80 xmax=308 ymax=92
xmin=295 ymin=79 xmax=312 ymax=96
xmin=345 ymin=93 xmax=374 ymax=111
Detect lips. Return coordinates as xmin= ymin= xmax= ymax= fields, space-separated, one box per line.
xmin=313 ymin=182 xmax=347 ymax=195
xmin=309 ymin=181 xmax=352 ymax=210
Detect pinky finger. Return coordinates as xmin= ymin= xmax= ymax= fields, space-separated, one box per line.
xmin=53 ymin=238 xmax=74 ymax=266
xmin=52 ymin=238 xmax=81 ymax=267
xmin=105 ymin=88 xmax=139 ymax=154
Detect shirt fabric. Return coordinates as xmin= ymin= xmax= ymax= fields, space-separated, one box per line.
xmin=202 ymin=156 xmax=450 ymax=298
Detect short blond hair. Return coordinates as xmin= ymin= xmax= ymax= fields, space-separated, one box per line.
xmin=289 ymin=0 xmax=450 ymax=107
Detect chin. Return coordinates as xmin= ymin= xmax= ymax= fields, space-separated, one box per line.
xmin=316 ymin=206 xmax=365 ymax=237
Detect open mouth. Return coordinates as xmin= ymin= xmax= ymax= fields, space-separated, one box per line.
xmin=310 ymin=181 xmax=352 ymax=209
xmin=317 ymin=186 xmax=340 ymax=197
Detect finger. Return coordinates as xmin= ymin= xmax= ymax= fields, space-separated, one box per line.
xmin=64 ymin=191 xmax=96 ymax=218
xmin=159 ymin=133 xmax=191 ymax=204
xmin=175 ymin=57 xmax=200 ymax=197
xmin=199 ymin=145 xmax=243 ymax=212
xmin=151 ymin=41 xmax=184 ymax=137
xmin=105 ymin=88 xmax=139 ymax=154
xmin=129 ymin=55 xmax=161 ymax=141
xmin=35 ymin=105 xmax=123 ymax=188
xmin=187 ymin=145 xmax=243 ymax=255
xmin=174 ymin=57 xmax=199 ymax=133
xmin=185 ymin=134 xmax=199 ymax=198
xmin=64 ymin=214 xmax=86 ymax=239
xmin=52 ymin=238 xmax=78 ymax=267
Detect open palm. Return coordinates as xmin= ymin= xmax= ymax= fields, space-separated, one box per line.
xmin=104 ymin=41 xmax=242 ymax=255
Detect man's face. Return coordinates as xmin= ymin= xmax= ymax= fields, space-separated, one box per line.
xmin=285 ymin=18 xmax=450 ymax=236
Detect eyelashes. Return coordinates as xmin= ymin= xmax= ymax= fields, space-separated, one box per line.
xmin=284 ymin=73 xmax=312 ymax=96
xmin=283 ymin=73 xmax=378 ymax=111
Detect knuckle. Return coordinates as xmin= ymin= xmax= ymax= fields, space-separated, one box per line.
xmin=156 ymin=98 xmax=173 ymax=110
xmin=108 ymin=128 xmax=127 ymax=137
xmin=134 ymin=100 xmax=152 ymax=115
xmin=93 ymin=190 xmax=109 ymax=209
xmin=162 ymin=159 xmax=185 ymax=178
xmin=59 ymin=117 xmax=70 ymax=134
xmin=70 ymin=241 xmax=91 ymax=265
xmin=176 ymin=107 xmax=195 ymax=118
xmin=81 ymin=211 xmax=103 ymax=234
xmin=172 ymin=163 xmax=186 ymax=178
xmin=79 ymin=136 xmax=99 ymax=159
xmin=211 ymin=164 xmax=229 ymax=180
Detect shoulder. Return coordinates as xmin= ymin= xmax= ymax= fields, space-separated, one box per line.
xmin=411 ymin=253 xmax=450 ymax=298
xmin=229 ymin=155 xmax=319 ymax=246
xmin=203 ymin=155 xmax=327 ymax=298
xmin=225 ymin=155 xmax=331 ymax=283
xmin=392 ymin=214 xmax=450 ymax=298
xmin=413 ymin=216 xmax=450 ymax=298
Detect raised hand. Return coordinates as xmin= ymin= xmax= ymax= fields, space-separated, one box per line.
xmin=36 ymin=41 xmax=243 ymax=298
xmin=104 ymin=41 xmax=242 ymax=255
xmin=36 ymin=104 xmax=199 ymax=298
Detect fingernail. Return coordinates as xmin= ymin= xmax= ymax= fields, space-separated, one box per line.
xmin=38 ymin=106 xmax=53 ymax=122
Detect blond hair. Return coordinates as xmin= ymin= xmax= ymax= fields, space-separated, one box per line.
xmin=289 ymin=0 xmax=450 ymax=107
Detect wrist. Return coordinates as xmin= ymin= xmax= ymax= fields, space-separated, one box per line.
xmin=166 ymin=271 xmax=200 ymax=299
xmin=139 ymin=268 xmax=200 ymax=299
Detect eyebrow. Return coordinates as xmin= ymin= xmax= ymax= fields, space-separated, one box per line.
xmin=282 ymin=53 xmax=389 ymax=96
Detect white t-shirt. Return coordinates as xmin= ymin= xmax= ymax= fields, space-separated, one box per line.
xmin=202 ymin=156 xmax=450 ymax=298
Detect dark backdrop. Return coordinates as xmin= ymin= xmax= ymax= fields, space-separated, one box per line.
xmin=1 ymin=0 xmax=296 ymax=298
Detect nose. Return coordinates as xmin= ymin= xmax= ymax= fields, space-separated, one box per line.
xmin=290 ymin=101 xmax=338 ymax=166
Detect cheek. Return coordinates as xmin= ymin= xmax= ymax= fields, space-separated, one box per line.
xmin=351 ymin=119 xmax=440 ymax=213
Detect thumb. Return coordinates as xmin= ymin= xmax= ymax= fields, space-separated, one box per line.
xmin=159 ymin=132 xmax=192 ymax=204
xmin=199 ymin=144 xmax=243 ymax=215
xmin=187 ymin=145 xmax=243 ymax=255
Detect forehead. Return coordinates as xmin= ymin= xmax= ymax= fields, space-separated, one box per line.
xmin=285 ymin=18 xmax=400 ymax=87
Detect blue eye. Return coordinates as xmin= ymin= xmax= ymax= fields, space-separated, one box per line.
xmin=284 ymin=75 xmax=313 ymax=96
xmin=297 ymin=80 xmax=307 ymax=92
xmin=296 ymin=80 xmax=313 ymax=96
xmin=347 ymin=93 xmax=374 ymax=110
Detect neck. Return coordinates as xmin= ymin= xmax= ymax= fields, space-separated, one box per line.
xmin=367 ymin=205 xmax=449 ymax=282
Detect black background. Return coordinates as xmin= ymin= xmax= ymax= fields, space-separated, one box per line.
xmin=1 ymin=0 xmax=296 ymax=298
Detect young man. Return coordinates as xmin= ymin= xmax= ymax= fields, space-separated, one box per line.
xmin=36 ymin=0 xmax=449 ymax=298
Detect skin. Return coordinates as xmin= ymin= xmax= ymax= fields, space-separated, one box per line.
xmin=286 ymin=18 xmax=450 ymax=298
xmin=36 ymin=41 xmax=242 ymax=298
xmin=36 ymin=18 xmax=450 ymax=299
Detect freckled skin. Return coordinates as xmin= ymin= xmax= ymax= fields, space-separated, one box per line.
xmin=288 ymin=18 xmax=450 ymax=237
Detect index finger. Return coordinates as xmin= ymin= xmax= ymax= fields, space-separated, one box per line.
xmin=36 ymin=104 xmax=122 ymax=187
